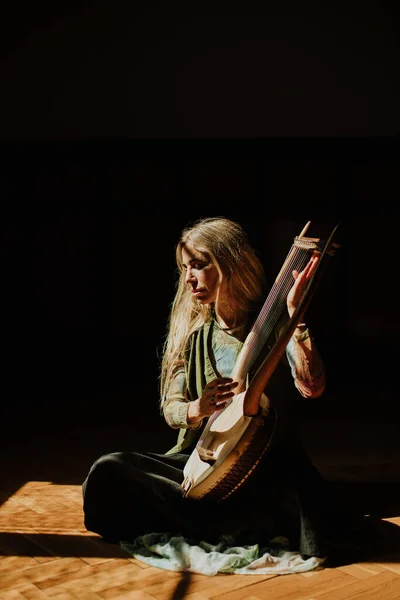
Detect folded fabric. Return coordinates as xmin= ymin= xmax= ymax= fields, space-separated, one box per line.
xmin=120 ymin=533 xmax=326 ymax=576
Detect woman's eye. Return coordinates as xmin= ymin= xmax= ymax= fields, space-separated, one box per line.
xmin=182 ymin=260 xmax=207 ymax=272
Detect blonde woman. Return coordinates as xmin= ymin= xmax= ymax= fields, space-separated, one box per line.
xmin=83 ymin=217 xmax=328 ymax=559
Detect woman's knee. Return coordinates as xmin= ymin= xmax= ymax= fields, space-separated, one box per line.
xmin=82 ymin=452 xmax=128 ymax=497
xmin=87 ymin=452 xmax=131 ymax=477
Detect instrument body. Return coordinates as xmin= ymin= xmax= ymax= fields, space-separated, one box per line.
xmin=181 ymin=222 xmax=340 ymax=502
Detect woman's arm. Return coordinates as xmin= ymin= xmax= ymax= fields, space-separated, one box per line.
xmin=286 ymin=329 xmax=326 ymax=398
xmin=285 ymin=255 xmax=327 ymax=398
xmin=162 ymin=363 xmax=204 ymax=430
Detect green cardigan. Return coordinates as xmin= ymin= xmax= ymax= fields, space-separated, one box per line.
xmin=164 ymin=319 xmax=246 ymax=455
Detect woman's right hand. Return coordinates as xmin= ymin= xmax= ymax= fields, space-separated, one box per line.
xmin=187 ymin=377 xmax=238 ymax=425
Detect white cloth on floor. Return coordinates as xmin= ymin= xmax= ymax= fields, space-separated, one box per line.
xmin=120 ymin=533 xmax=326 ymax=576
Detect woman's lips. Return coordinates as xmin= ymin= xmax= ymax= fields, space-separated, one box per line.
xmin=192 ymin=288 xmax=206 ymax=295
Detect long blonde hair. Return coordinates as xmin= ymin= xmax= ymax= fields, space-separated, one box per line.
xmin=159 ymin=217 xmax=266 ymax=405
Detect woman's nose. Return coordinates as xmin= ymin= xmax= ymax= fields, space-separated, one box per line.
xmin=185 ymin=267 xmax=195 ymax=283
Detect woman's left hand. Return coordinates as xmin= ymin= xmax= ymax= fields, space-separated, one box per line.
xmin=286 ymin=254 xmax=319 ymax=319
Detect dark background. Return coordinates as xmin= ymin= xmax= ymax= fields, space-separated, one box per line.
xmin=1 ymin=0 xmax=399 ymax=438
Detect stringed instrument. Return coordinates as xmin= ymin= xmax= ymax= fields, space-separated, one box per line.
xmin=181 ymin=221 xmax=340 ymax=502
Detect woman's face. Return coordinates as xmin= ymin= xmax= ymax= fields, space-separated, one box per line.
xmin=181 ymin=242 xmax=227 ymax=305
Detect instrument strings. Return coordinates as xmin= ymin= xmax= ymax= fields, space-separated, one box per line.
xmin=235 ymin=244 xmax=310 ymax=386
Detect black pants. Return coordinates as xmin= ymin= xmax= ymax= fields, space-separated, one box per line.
xmin=82 ymin=432 xmax=328 ymax=557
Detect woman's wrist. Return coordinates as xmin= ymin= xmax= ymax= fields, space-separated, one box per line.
xmin=293 ymin=323 xmax=310 ymax=342
xmin=187 ymin=400 xmax=203 ymax=426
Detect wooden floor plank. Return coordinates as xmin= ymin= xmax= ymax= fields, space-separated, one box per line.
xmin=340 ymin=561 xmax=386 ymax=576
xmin=1 ymin=418 xmax=400 ymax=599
xmin=0 ymin=558 xmax=88 ymax=591
xmin=95 ymin=569 xmax=198 ymax=599
xmin=0 ymin=556 xmax=39 ymax=572
xmin=315 ymin=571 xmax=399 ymax=599
xmin=280 ymin=574 xmax=356 ymax=599
xmin=37 ymin=558 xmax=133 ymax=591
xmin=0 ymin=590 xmax=28 ymax=600
xmin=10 ymin=583 xmax=52 ymax=600
xmin=105 ymin=592 xmax=162 ymax=600
xmin=51 ymin=593 xmax=105 ymax=600
xmin=184 ymin=593 xmax=215 ymax=600
xmin=359 ymin=577 xmax=400 ymax=600
xmin=44 ymin=563 xmax=170 ymax=597
xmin=338 ymin=563 xmax=383 ymax=579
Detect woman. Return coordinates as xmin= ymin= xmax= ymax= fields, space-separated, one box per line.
xmin=82 ymin=216 xmax=329 ymax=560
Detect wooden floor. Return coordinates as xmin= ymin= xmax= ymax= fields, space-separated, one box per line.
xmin=1 ymin=406 xmax=400 ymax=599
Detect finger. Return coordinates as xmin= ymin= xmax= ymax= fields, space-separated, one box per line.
xmin=303 ymin=259 xmax=315 ymax=278
xmin=298 ymin=257 xmax=316 ymax=282
xmin=215 ymin=389 xmax=236 ymax=404
xmin=216 ymin=377 xmax=234 ymax=386
xmin=208 ymin=377 xmax=233 ymax=392
xmin=293 ymin=270 xmax=306 ymax=288
xmin=214 ymin=401 xmax=228 ymax=410
xmin=208 ymin=383 xmax=237 ymax=400
xmin=215 ymin=398 xmax=232 ymax=408
xmin=306 ymin=255 xmax=319 ymax=276
xmin=217 ymin=380 xmax=238 ymax=392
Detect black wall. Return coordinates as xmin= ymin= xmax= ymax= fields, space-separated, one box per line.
xmin=1 ymin=2 xmax=399 ymax=431
xmin=1 ymin=1 xmax=399 ymax=140
xmin=2 ymin=140 xmax=399 ymax=429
